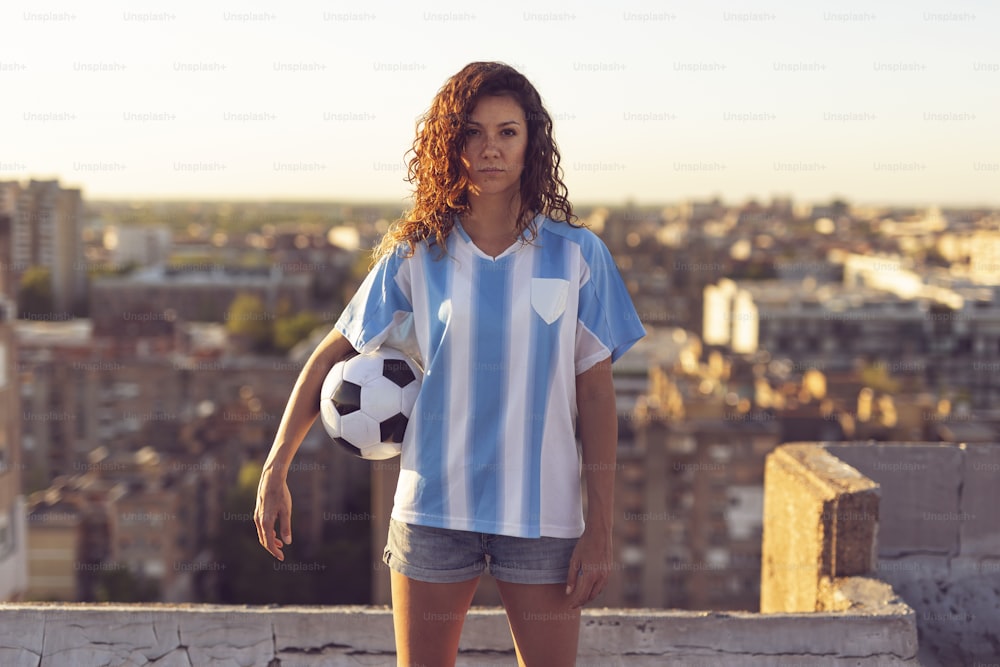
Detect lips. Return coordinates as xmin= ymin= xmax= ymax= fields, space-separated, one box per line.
xmin=479 ymin=167 xmax=504 ymax=172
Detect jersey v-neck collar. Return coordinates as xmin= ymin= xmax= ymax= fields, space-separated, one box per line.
xmin=452 ymin=213 xmax=545 ymax=262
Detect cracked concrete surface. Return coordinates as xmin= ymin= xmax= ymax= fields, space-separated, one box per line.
xmin=0 ymin=602 xmax=918 ymax=666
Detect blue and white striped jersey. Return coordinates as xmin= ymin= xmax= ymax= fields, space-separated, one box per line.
xmin=335 ymin=213 xmax=646 ymax=538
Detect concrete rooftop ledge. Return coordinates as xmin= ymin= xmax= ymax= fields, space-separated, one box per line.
xmin=0 ymin=599 xmax=918 ymax=666
xmin=763 ymin=441 xmax=1000 ymax=665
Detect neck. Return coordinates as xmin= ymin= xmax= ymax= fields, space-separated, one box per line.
xmin=461 ymin=192 xmax=524 ymax=239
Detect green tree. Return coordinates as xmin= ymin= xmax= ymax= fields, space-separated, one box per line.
xmin=274 ymin=311 xmax=323 ymax=352
xmin=92 ymin=567 xmax=161 ymax=602
xmin=87 ymin=261 xmax=138 ymax=278
xmin=350 ymin=250 xmax=375 ymax=282
xmin=17 ymin=265 xmax=54 ymax=318
xmin=860 ymin=362 xmax=901 ymax=394
xmin=226 ymin=293 xmax=273 ymax=352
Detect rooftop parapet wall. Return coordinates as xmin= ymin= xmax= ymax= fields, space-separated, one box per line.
xmin=824 ymin=441 xmax=1000 ymax=666
xmin=765 ymin=441 xmax=1000 ymax=666
xmin=761 ymin=443 xmax=881 ymax=614
xmin=823 ymin=442 xmax=997 ymax=560
xmin=0 ymin=601 xmax=918 ymax=666
xmin=3 ymin=441 xmax=942 ymax=666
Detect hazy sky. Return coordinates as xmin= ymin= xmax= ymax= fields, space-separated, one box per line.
xmin=2 ymin=0 xmax=997 ymax=206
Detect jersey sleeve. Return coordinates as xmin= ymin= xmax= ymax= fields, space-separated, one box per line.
xmin=334 ymin=247 xmax=414 ymax=355
xmin=575 ymin=235 xmax=646 ymax=374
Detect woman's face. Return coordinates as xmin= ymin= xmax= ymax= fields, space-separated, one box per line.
xmin=460 ymin=94 xmax=528 ymax=200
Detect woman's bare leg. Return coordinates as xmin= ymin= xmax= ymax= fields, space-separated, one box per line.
xmin=390 ymin=570 xmax=480 ymax=667
xmin=495 ymin=580 xmax=581 ymax=667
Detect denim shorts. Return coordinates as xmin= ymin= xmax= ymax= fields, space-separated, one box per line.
xmin=383 ymin=518 xmax=579 ymax=584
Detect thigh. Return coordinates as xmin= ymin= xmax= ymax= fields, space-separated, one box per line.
xmin=383 ymin=519 xmax=485 ymax=666
xmin=487 ymin=533 xmax=581 ymax=665
xmin=495 ymin=580 xmax=581 ymax=667
xmin=391 ymin=570 xmax=480 ymax=667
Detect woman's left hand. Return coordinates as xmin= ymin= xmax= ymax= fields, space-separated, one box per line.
xmin=565 ymin=525 xmax=613 ymax=609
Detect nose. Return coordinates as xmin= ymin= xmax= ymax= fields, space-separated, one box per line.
xmin=482 ymin=133 xmax=500 ymax=155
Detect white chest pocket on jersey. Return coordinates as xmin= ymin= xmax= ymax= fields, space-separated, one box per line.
xmin=530 ymin=278 xmax=570 ymax=325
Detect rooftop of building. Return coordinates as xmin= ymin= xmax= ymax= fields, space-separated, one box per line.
xmin=0 ymin=598 xmax=918 ymax=667
xmin=5 ymin=440 xmax=996 ymax=665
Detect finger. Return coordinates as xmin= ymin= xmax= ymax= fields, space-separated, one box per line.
xmin=269 ymin=529 xmax=285 ymax=560
xmin=279 ymin=504 xmax=292 ymax=545
xmin=256 ymin=507 xmax=284 ymax=560
xmin=567 ymin=570 xmax=593 ymax=608
xmin=257 ymin=506 xmax=275 ymax=549
xmin=253 ymin=502 xmax=267 ymax=549
xmin=565 ymin=555 xmax=581 ymax=594
xmin=272 ymin=539 xmax=285 ymax=559
xmin=568 ymin=565 xmax=594 ymax=609
xmin=583 ymin=574 xmax=606 ymax=605
xmin=254 ymin=506 xmax=269 ymax=550
xmin=571 ymin=567 xmax=609 ymax=608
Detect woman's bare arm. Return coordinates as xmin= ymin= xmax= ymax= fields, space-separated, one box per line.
xmin=566 ymin=356 xmax=618 ymax=607
xmin=254 ymin=326 xmax=357 ymax=560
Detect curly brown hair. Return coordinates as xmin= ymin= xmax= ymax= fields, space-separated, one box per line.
xmin=373 ymin=61 xmax=579 ymax=262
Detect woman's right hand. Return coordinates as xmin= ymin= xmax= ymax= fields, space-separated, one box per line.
xmin=254 ymin=465 xmax=293 ymax=561
xmin=252 ymin=327 xmax=356 ymax=561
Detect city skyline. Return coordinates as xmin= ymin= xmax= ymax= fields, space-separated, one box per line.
xmin=2 ymin=0 xmax=998 ymax=206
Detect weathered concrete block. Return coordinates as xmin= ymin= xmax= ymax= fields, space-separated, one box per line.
xmin=42 ymin=647 xmax=123 ymax=665
xmin=0 ymin=596 xmax=921 ymax=665
xmin=866 ymin=553 xmax=1000 ymax=666
xmin=141 ymin=648 xmax=194 ymax=667
xmin=184 ymin=651 xmax=254 ymax=667
xmin=762 ymin=447 xmax=827 ymax=613
xmin=37 ymin=607 xmax=165 ymax=663
xmin=816 ymin=575 xmax=907 ymax=615
xmin=825 ymin=487 xmax=879 ymax=578
xmin=273 ymin=605 xmax=395 ymax=654
xmin=762 ymin=444 xmax=879 ymax=613
xmin=874 ymin=554 xmax=948 ymax=590
xmin=886 ymin=573 xmax=996 ymax=665
xmin=0 ymin=649 xmax=39 ymax=667
xmin=576 ymin=603 xmax=916 ymax=663
xmin=274 ymin=652 xmax=392 ymax=667
xmin=827 ymin=443 xmax=963 ymax=556
xmin=271 ymin=605 xmax=515 ymax=665
xmin=959 ymin=442 xmax=1000 ymax=555
xmin=145 ymin=615 xmax=185 ymax=660
xmin=0 ymin=608 xmax=45 ymax=656
xmin=454 ymin=657 xmax=517 ymax=667
xmin=950 ymin=555 xmax=1000 ymax=581
xmin=176 ymin=610 xmax=271 ymax=666
xmin=570 ymin=657 xmax=915 ymax=667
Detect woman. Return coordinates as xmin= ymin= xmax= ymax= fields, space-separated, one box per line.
xmin=254 ymin=61 xmax=645 ymax=666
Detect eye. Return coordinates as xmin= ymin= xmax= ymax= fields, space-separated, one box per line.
xmin=465 ymin=128 xmax=480 ymax=136
xmin=502 ymin=129 xmax=517 ymax=137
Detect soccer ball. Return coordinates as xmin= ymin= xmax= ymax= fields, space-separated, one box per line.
xmin=319 ymin=347 xmax=421 ymax=460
